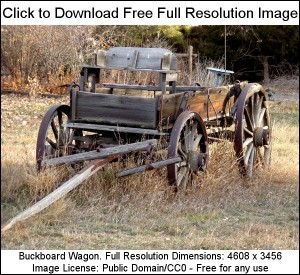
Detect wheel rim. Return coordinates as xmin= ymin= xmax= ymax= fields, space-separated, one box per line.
xmin=234 ymin=84 xmax=272 ymax=177
xmin=36 ymin=105 xmax=77 ymax=171
xmin=167 ymin=111 xmax=208 ymax=190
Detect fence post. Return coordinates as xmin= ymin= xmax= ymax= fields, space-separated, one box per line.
xmin=188 ymin=45 xmax=193 ymax=84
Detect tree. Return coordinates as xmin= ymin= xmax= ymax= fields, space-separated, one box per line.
xmin=185 ymin=25 xmax=299 ymax=81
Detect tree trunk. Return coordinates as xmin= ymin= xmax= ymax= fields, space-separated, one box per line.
xmin=262 ymin=56 xmax=270 ymax=85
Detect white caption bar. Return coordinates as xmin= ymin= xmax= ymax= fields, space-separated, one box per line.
xmin=1 ymin=1 xmax=299 ymax=25
xmin=1 ymin=250 xmax=299 ymax=274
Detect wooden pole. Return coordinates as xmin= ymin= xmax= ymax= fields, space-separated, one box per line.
xmin=117 ymin=157 xmax=182 ymax=177
xmin=1 ymin=157 xmax=114 ymax=232
xmin=188 ymin=45 xmax=193 ymax=85
xmin=44 ymin=139 xmax=157 ymax=166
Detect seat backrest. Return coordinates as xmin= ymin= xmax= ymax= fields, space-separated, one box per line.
xmin=95 ymin=47 xmax=177 ymax=72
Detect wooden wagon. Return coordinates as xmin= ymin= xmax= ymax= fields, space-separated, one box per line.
xmin=36 ymin=46 xmax=272 ymax=189
xmin=2 ymin=47 xmax=273 ymax=232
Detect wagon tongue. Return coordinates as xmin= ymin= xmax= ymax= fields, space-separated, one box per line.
xmin=43 ymin=139 xmax=157 ymax=167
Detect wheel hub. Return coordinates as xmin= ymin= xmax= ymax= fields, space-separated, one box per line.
xmin=253 ymin=126 xmax=269 ymax=147
xmin=188 ymin=151 xmax=207 ymax=173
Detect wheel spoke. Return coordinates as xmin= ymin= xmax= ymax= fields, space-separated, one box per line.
xmin=244 ymin=143 xmax=254 ymax=165
xmin=255 ymin=96 xmax=263 ymax=126
xmin=181 ymin=170 xmax=191 ymax=189
xmin=46 ymin=137 xmax=57 ymax=149
xmin=192 ymin=134 xmax=202 ymax=151
xmin=177 ymin=167 xmax=187 ymax=186
xmin=51 ymin=121 xmax=58 ymax=140
xmin=258 ymin=108 xmax=266 ymax=126
xmin=243 ymin=127 xmax=253 ymax=136
xmin=243 ymin=137 xmax=253 ymax=148
xmin=188 ymin=122 xmax=197 ymax=150
xmin=190 ymin=122 xmax=197 ymax=137
xmin=247 ymin=148 xmax=255 ymax=177
xmin=57 ymin=111 xmax=63 ymax=130
xmin=177 ymin=161 xmax=187 ymax=168
xmin=257 ymin=147 xmax=265 ymax=167
xmin=244 ymin=107 xmax=254 ymax=131
xmin=184 ymin=121 xmax=191 ymax=151
xmin=178 ymin=143 xmax=187 ymax=159
xmin=250 ymin=95 xmax=255 ymax=128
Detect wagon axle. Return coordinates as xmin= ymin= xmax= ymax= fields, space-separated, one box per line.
xmin=253 ymin=126 xmax=270 ymax=147
xmin=188 ymin=151 xmax=207 ymax=173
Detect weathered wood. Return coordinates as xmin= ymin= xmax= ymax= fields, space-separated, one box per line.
xmin=101 ymin=83 xmax=164 ymax=91
xmin=71 ymin=89 xmax=77 ymax=121
xmin=99 ymin=84 xmax=205 ymax=92
xmin=160 ymin=86 xmax=234 ymax=127
xmin=74 ymin=91 xmax=159 ymax=128
xmin=67 ymin=122 xmax=168 ymax=136
xmin=1 ymin=158 xmax=113 ymax=232
xmin=188 ymin=46 xmax=193 ymax=84
xmin=44 ymin=139 xmax=158 ymax=166
xmin=117 ymin=157 xmax=182 ymax=177
xmin=97 ymin=88 xmax=160 ymax=98
xmin=96 ymin=47 xmax=178 ymax=71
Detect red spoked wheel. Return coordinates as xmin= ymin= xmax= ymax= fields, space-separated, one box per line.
xmin=234 ymin=83 xmax=272 ymax=177
xmin=167 ymin=111 xmax=209 ymax=191
xmin=36 ymin=105 xmax=82 ymax=171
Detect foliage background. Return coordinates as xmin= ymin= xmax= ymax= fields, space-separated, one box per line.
xmin=1 ymin=25 xmax=299 ymax=93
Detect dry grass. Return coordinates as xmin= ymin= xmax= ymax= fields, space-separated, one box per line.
xmin=1 ymin=94 xmax=299 ymax=250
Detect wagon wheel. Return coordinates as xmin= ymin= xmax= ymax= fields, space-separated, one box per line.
xmin=167 ymin=111 xmax=208 ymax=191
xmin=36 ymin=105 xmax=82 ymax=171
xmin=234 ymin=83 xmax=272 ymax=177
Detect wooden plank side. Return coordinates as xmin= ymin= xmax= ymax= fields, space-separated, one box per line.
xmin=74 ymin=92 xmax=158 ymax=128
xmin=160 ymin=92 xmax=184 ymax=127
xmin=160 ymin=86 xmax=232 ymax=126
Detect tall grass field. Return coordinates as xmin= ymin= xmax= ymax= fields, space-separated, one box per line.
xmin=1 ymin=92 xmax=298 ymax=250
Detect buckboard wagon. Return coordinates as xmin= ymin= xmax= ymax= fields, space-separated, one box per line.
xmin=1 ymin=47 xmax=272 ymax=231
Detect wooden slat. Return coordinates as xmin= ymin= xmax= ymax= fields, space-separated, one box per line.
xmin=71 ymin=89 xmax=77 ymax=121
xmin=97 ymin=88 xmax=160 ymax=98
xmin=44 ymin=139 xmax=157 ymax=166
xmin=101 ymin=47 xmax=177 ymax=71
xmin=117 ymin=157 xmax=182 ymax=177
xmin=102 ymin=84 xmax=161 ymax=91
xmin=67 ymin=122 xmax=168 ymax=136
xmin=75 ymin=91 xmax=158 ymax=129
xmin=160 ymin=86 xmax=233 ymax=127
xmin=96 ymin=84 xmax=207 ymax=95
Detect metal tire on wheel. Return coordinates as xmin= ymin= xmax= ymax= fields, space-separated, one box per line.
xmin=167 ymin=111 xmax=208 ymax=191
xmin=36 ymin=105 xmax=81 ymax=171
xmin=234 ymin=83 xmax=272 ymax=177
